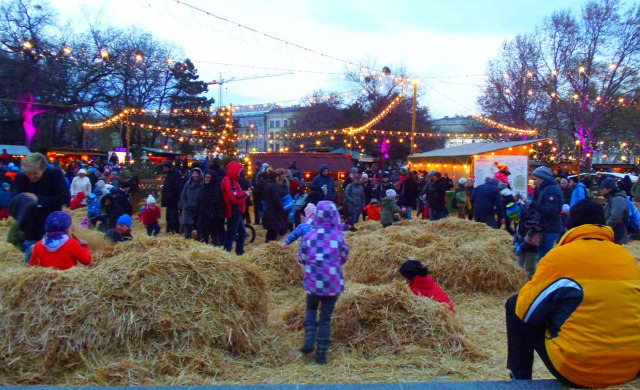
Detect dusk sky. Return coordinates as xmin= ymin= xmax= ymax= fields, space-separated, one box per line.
xmin=49 ymin=0 xmax=585 ymax=118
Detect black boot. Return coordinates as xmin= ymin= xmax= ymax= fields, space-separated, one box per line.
xmin=315 ymin=342 xmax=330 ymax=364
xmin=300 ymin=320 xmax=317 ymax=354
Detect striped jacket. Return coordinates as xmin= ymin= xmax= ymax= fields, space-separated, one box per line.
xmin=516 ymin=224 xmax=640 ymax=388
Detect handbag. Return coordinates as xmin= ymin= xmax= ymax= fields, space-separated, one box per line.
xmin=282 ymin=193 xmax=295 ymax=210
xmin=523 ymin=221 xmax=545 ymax=247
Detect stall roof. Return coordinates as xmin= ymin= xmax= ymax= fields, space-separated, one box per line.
xmin=140 ymin=147 xmax=180 ymax=157
xmin=0 ymin=145 xmax=30 ymax=156
xmin=47 ymin=148 xmax=107 ymax=156
xmin=410 ymin=139 xmax=550 ymax=159
xmin=331 ymin=148 xmax=375 ymax=162
xmin=249 ymin=152 xmax=354 ymax=173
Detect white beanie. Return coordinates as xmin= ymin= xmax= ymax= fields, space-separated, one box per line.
xmin=458 ymin=178 xmax=466 ymax=184
xmin=361 ymin=173 xmax=368 ymax=180
xmin=78 ymin=168 xmax=87 ymax=175
xmin=147 ymin=195 xmax=156 ymax=204
xmin=386 ymin=189 xmax=397 ymax=198
xmin=304 ymin=203 xmax=316 ymax=217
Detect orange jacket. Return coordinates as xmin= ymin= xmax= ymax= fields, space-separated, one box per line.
xmin=363 ymin=204 xmax=381 ymax=221
xmin=516 ymin=224 xmax=640 ymax=388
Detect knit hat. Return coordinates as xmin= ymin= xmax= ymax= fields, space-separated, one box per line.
xmin=8 ymin=193 xmax=37 ymax=225
xmin=78 ymin=168 xmax=87 ymax=175
xmin=498 ymin=182 xmax=507 ymax=190
xmin=567 ymin=199 xmax=605 ymax=229
xmin=401 ymin=167 xmax=409 ymax=174
xmin=117 ymin=214 xmax=133 ymax=227
xmin=44 ymin=211 xmax=72 ymax=233
xmin=458 ymin=178 xmax=466 ymax=185
xmin=350 ymin=167 xmax=358 ymax=173
xmin=399 ymin=260 xmax=429 ymax=280
xmin=7 ymin=163 xmax=13 ymax=170
xmin=361 ymin=173 xmax=368 ymax=180
xmin=304 ymin=203 xmax=316 ymax=218
xmin=562 ymin=204 xmax=571 ymax=214
xmin=560 ymin=178 xmax=568 ymax=185
xmin=386 ymin=189 xmax=397 ymax=198
xmin=382 ymin=172 xmax=390 ymax=178
xmin=261 ymin=163 xmax=269 ymax=170
xmin=600 ymin=177 xmax=618 ymax=190
xmin=96 ymin=180 xmax=106 ymax=189
xmin=532 ymin=166 xmax=553 ymax=181
xmin=489 ymin=177 xmax=500 ymax=186
xmin=370 ymin=198 xmax=379 ymax=204
xmin=506 ymin=202 xmax=520 ymax=222
xmin=494 ymin=161 xmax=508 ymax=172
xmin=1 ymin=182 xmax=9 ymax=189
xmin=146 ymin=195 xmax=156 ymax=204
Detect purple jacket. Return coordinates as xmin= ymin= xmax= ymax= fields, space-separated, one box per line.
xmin=300 ymin=201 xmax=349 ymax=296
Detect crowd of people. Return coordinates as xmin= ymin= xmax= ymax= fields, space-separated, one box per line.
xmin=2 ymin=151 xmax=639 ymax=384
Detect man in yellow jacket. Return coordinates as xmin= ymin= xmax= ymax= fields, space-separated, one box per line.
xmin=506 ymin=199 xmax=640 ymax=388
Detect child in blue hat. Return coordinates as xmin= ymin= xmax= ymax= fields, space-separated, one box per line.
xmin=105 ymin=214 xmax=133 ymax=243
xmin=0 ymin=182 xmax=13 ymax=220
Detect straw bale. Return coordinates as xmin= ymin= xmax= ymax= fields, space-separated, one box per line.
xmin=0 ymin=235 xmax=269 ymax=383
xmin=282 ymin=282 xmax=476 ymax=357
xmin=345 ymin=218 xmax=526 ymax=293
xmin=245 ymin=241 xmax=303 ymax=289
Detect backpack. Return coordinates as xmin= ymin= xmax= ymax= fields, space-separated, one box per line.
xmin=584 ymin=187 xmax=594 ymax=200
xmin=626 ymin=196 xmax=640 ymax=232
xmin=294 ymin=193 xmax=308 ymax=211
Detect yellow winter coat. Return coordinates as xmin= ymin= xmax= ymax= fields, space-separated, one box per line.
xmin=516 ymin=224 xmax=640 ymax=388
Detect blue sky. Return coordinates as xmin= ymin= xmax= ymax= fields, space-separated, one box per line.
xmin=49 ymin=0 xmax=585 ymax=117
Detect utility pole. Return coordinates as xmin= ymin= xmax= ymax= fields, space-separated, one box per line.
xmin=126 ymin=110 xmax=130 ymax=164
xmin=411 ymin=79 xmax=418 ymax=156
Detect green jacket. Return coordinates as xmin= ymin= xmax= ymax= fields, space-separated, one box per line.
xmin=631 ymin=182 xmax=640 ymax=201
xmin=380 ymin=197 xmax=402 ymax=225
xmin=454 ymin=185 xmax=467 ymax=207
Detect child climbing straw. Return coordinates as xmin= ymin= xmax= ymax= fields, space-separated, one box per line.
xmin=298 ymin=201 xmax=349 ymax=364
xmin=399 ymin=260 xmax=454 ymax=313
xmin=281 ymin=203 xmax=316 ymax=251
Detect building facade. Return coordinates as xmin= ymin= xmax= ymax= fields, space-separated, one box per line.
xmin=430 ymin=116 xmax=487 ymax=148
xmin=234 ymin=104 xmax=299 ymax=153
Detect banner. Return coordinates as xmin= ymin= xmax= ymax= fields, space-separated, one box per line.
xmin=474 ymin=155 xmax=528 ymax=198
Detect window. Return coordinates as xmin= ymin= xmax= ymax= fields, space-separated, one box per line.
xmin=275 ymin=120 xmax=281 ymax=128
xmin=283 ymin=119 xmax=288 ymax=128
xmin=269 ymin=121 xmax=275 ymax=128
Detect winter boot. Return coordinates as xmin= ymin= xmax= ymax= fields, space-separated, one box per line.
xmin=300 ymin=321 xmax=317 ymax=354
xmin=315 ymin=342 xmax=330 ymax=364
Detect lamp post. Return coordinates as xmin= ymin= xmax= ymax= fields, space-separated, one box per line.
xmin=411 ymin=78 xmax=418 ymax=156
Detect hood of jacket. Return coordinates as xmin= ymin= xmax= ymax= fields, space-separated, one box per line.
xmin=314 ymin=200 xmax=340 ymax=229
xmin=43 ymin=232 xmax=70 ymax=253
xmin=558 ymin=223 xmax=614 ymax=246
xmin=226 ymin=161 xmax=242 ymax=181
xmin=319 ymin=163 xmax=329 ymax=174
xmin=189 ymin=167 xmax=203 ymax=183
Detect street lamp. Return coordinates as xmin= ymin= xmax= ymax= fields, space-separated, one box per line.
xmin=411 ymin=78 xmax=418 ymax=155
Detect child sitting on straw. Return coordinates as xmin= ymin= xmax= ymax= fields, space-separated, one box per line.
xmin=105 ymin=214 xmax=133 ymax=243
xmin=380 ymin=189 xmax=404 ymax=228
xmin=0 ymin=182 xmax=13 ymax=221
xmin=399 ymin=260 xmax=454 ymax=313
xmin=69 ymin=192 xmax=85 ymax=210
xmin=140 ymin=195 xmax=161 ymax=236
xmin=363 ymin=198 xmax=381 ymax=221
xmin=281 ymin=203 xmax=316 ymax=251
xmin=299 ymin=201 xmax=349 ymax=364
xmin=29 ymin=211 xmax=91 ymax=270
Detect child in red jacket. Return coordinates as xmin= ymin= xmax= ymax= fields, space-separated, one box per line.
xmin=140 ymin=195 xmax=161 ymax=236
xmin=69 ymin=191 xmax=85 ymax=210
xmin=399 ymin=260 xmax=454 ymax=313
xmin=29 ymin=211 xmax=91 ymax=270
xmin=363 ymin=198 xmax=381 ymax=221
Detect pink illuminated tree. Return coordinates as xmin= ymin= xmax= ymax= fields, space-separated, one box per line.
xmin=20 ymin=94 xmax=50 ymax=146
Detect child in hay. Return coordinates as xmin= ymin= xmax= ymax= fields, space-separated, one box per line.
xmin=298 ymin=201 xmax=349 ymax=364
xmin=69 ymin=191 xmax=85 ymax=210
xmin=399 ymin=260 xmax=454 ymax=313
xmin=105 ymin=214 xmax=133 ymax=243
xmin=140 ymin=195 xmax=161 ymax=237
xmin=380 ymin=189 xmax=403 ymax=228
xmin=281 ymin=203 xmax=316 ymax=251
xmin=362 ymin=198 xmax=381 ymax=221
xmin=0 ymin=182 xmax=13 ymax=221
xmin=28 ymin=211 xmax=91 ymax=270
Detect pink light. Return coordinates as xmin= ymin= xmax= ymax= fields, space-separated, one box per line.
xmin=381 ymin=137 xmax=390 ymax=159
xmin=20 ymin=94 xmax=49 ymax=146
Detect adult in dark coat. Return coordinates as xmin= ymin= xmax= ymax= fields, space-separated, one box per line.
xmin=262 ymin=170 xmax=286 ymax=242
xmin=311 ymin=163 xmax=336 ymax=202
xmin=209 ymin=161 xmax=227 ymax=245
xmin=398 ymin=171 xmax=419 ymax=219
xmin=427 ymin=172 xmax=448 ymax=221
xmin=196 ymin=171 xmax=218 ymax=244
xmin=530 ymin=166 xmax=564 ymax=258
xmin=180 ymin=167 xmax=203 ymax=239
xmin=161 ymin=161 xmax=183 ymax=234
xmin=13 ymin=153 xmax=69 ymax=260
xmin=305 ymin=184 xmax=325 ymax=207
xmin=472 ymin=177 xmax=503 ymax=228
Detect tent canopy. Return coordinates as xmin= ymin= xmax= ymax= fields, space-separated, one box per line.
xmin=408 ymin=139 xmax=551 ymax=165
xmin=0 ymin=145 xmax=30 ymax=156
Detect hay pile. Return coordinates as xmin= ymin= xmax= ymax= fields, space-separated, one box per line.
xmin=245 ymin=241 xmax=303 ymax=289
xmin=0 ymin=235 xmax=270 ymax=384
xmin=345 ymin=218 xmax=526 ymax=293
xmin=282 ymin=281 xmax=477 ymax=357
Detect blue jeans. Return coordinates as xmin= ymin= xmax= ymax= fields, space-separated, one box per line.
xmin=21 ymin=239 xmax=38 ymax=265
xmin=183 ymin=224 xmax=194 ymax=239
xmin=305 ymin=294 xmax=339 ymax=344
xmin=146 ymin=222 xmax=161 ymax=236
xmin=538 ymin=232 xmax=560 ymax=259
xmin=349 ymin=212 xmax=360 ymax=224
xmin=429 ymin=208 xmax=447 ymax=221
xmin=224 ymin=214 xmax=246 ymax=255
xmin=404 ymin=207 xmax=413 ymax=220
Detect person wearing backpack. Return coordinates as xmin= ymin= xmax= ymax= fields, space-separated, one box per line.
xmin=568 ymin=177 xmax=589 ymax=207
xmin=601 ymin=177 xmax=629 ymax=244
xmin=529 ymin=167 xmax=563 ymax=259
